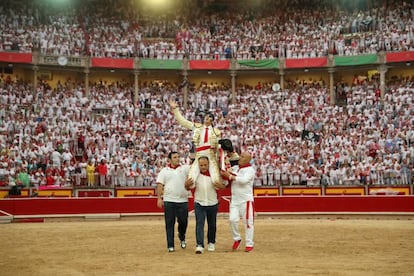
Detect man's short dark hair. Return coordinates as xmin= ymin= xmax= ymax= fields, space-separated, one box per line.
xmin=198 ymin=156 xmax=209 ymax=162
xmin=219 ymin=139 xmax=233 ymax=152
xmin=168 ymin=151 xmax=178 ymax=159
xmin=205 ymin=112 xmax=215 ymax=121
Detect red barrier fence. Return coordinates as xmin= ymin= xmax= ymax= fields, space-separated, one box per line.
xmin=1 ymin=196 xmax=413 ymax=219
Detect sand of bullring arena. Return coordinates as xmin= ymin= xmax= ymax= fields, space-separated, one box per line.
xmin=1 ymin=217 xmax=414 ymax=276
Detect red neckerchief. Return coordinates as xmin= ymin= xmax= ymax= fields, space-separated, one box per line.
xmin=168 ymin=164 xmax=180 ymax=169
xmin=200 ymin=171 xmax=210 ymax=176
xmin=238 ymin=163 xmax=251 ymax=172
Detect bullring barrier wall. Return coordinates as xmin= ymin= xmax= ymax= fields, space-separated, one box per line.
xmin=1 ymin=194 xmax=413 ymax=222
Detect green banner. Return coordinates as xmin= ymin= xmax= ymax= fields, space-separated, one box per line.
xmin=140 ymin=59 xmax=182 ymax=69
xmin=237 ymin=59 xmax=279 ymax=69
xmin=334 ymin=54 xmax=377 ymax=66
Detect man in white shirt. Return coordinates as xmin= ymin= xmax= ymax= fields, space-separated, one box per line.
xmin=221 ymin=151 xmax=256 ymax=252
xmin=185 ymin=156 xmax=224 ymax=254
xmin=156 ymin=151 xmax=191 ymax=253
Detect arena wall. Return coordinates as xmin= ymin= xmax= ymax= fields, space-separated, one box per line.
xmin=1 ymin=196 xmax=413 ymax=221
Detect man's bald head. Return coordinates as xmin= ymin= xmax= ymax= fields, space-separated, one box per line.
xmin=238 ymin=151 xmax=252 ymax=166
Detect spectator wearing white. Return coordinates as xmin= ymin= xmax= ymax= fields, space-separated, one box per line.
xmin=260 ymin=163 xmax=268 ymax=185
xmin=126 ymin=167 xmax=136 ymax=187
xmin=329 ymin=165 xmax=338 ymax=186
xmin=281 ymin=162 xmax=289 ymax=185
xmin=109 ymin=163 xmax=121 ymax=187
xmin=390 ymin=157 xmax=400 ymax=185
xmin=337 ymin=163 xmax=347 ymax=185
xmin=117 ymin=163 xmax=128 ymax=187
xmin=306 ymin=165 xmax=320 ymax=186
xmin=253 ymin=167 xmax=263 ymax=186
xmin=266 ymin=162 xmax=275 ymax=186
xmin=50 ymin=149 xmax=62 ymax=168
xmin=135 ymin=170 xmax=144 ymax=187
xmin=343 ymin=166 xmax=357 ymax=186
xmin=369 ymin=159 xmax=378 ymax=185
xmin=61 ymin=149 xmax=73 ymax=164
xmin=290 ymin=164 xmax=300 ymax=185
xmin=400 ymin=159 xmax=411 ymax=185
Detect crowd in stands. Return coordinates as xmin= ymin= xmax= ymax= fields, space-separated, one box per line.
xmin=0 ymin=73 xmax=413 ymax=189
xmin=0 ymin=0 xmax=413 ymax=59
xmin=0 ymin=0 xmax=413 ymax=190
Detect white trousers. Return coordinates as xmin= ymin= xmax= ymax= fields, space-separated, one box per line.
xmin=229 ymin=201 xmax=254 ymax=247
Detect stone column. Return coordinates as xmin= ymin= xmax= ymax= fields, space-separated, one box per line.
xmin=84 ymin=68 xmax=90 ymax=98
xmin=134 ymin=70 xmax=140 ymax=105
xmin=278 ymin=56 xmax=285 ymax=90
xmin=230 ymin=71 xmax=237 ymax=104
xmin=279 ymin=70 xmax=285 ymax=90
xmin=328 ymin=68 xmax=335 ymax=105
xmin=32 ymin=49 xmax=39 ymax=96
xmin=32 ymin=65 xmax=39 ymax=96
xmin=182 ymin=70 xmax=188 ymax=108
xmin=378 ymin=64 xmax=387 ymax=101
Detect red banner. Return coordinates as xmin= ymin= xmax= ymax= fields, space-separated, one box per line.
xmin=0 ymin=52 xmax=32 ymax=63
xmin=189 ymin=60 xmax=230 ymax=70
xmin=285 ymin=57 xmax=328 ymax=68
xmin=386 ymin=51 xmax=414 ymax=63
xmin=91 ymin=58 xmax=134 ymax=69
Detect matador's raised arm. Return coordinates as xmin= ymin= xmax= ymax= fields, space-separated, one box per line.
xmin=169 ymin=99 xmax=201 ymax=130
